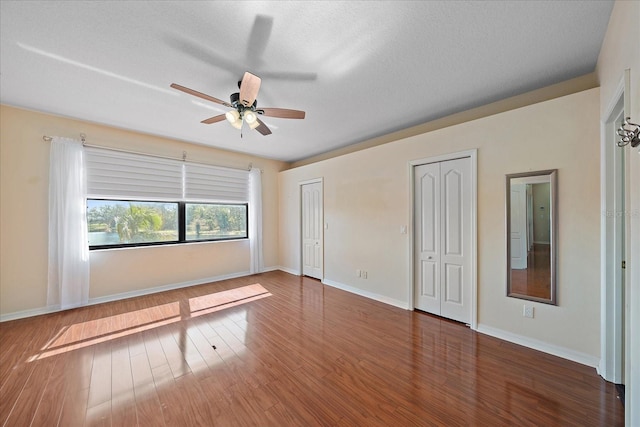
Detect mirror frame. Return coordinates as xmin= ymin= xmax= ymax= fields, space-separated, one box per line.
xmin=506 ymin=169 xmax=557 ymax=305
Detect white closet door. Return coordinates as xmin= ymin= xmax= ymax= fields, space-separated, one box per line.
xmin=414 ymin=157 xmax=471 ymax=324
xmin=439 ymin=158 xmax=471 ymax=323
xmin=301 ymin=182 xmax=323 ymax=279
xmin=414 ymin=162 xmax=441 ymax=315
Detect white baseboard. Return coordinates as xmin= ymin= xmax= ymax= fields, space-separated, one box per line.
xmin=1 ymin=270 xmax=254 ymax=323
xmin=0 ymin=306 xmax=61 ymax=323
xmin=87 ymin=270 xmax=252 ymax=306
xmin=277 ymin=266 xmax=301 ymax=276
xmin=322 ymin=278 xmax=410 ymax=310
xmin=476 ymin=324 xmax=600 ymax=368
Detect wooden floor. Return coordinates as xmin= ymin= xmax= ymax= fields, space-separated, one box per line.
xmin=511 ymin=243 xmax=552 ymax=300
xmin=0 ymin=271 xmax=623 ymax=426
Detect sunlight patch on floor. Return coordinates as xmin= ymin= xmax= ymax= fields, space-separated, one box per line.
xmin=28 ymin=283 xmax=270 ymax=362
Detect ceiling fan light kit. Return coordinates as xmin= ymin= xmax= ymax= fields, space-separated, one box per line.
xmin=230 ymin=118 xmax=243 ymax=130
xmin=225 ymin=109 xmax=240 ymax=124
xmin=244 ymin=110 xmax=258 ymax=124
xmin=171 ymin=71 xmax=305 ymax=136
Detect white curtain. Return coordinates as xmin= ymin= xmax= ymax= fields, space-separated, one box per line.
xmin=248 ymin=167 xmax=263 ymax=274
xmin=47 ymin=137 xmax=90 ymax=310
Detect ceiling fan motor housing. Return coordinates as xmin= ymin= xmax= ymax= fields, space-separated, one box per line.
xmin=230 ymin=92 xmax=257 ymax=111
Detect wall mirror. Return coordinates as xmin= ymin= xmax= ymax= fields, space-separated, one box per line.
xmin=506 ymin=169 xmax=557 ymax=305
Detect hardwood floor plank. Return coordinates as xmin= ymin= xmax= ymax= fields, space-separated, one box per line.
xmin=130 ymin=352 xmax=165 ymax=427
xmin=263 ymin=377 xmax=329 ymax=426
xmin=2 ymin=355 xmax=57 ymax=427
xmin=0 ymin=316 xmax=60 ymax=424
xmin=287 ymin=362 xmax=370 ymax=425
xmin=142 ymin=329 xmax=168 ymax=370
xmin=184 ymin=320 xmax=226 ymax=371
xmin=57 ymin=347 xmax=94 ymax=426
xmin=0 ymin=358 xmax=34 ymax=424
xmin=29 ymin=355 xmax=69 ymax=427
xmin=157 ymin=328 xmax=191 ymax=379
xmin=84 ymin=400 xmax=111 ymax=427
xmin=168 ymin=323 xmax=209 ymax=377
xmin=262 ymin=402 xmax=300 ymax=427
xmin=171 ymin=373 xmax=218 ymax=427
xmin=58 ymin=386 xmax=90 ymax=427
xmin=86 ymin=341 xmax=112 ymax=410
xmin=110 ymin=339 xmax=137 ymax=426
xmin=150 ymin=363 xmax=180 ymax=426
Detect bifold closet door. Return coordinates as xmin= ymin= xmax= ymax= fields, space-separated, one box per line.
xmin=414 ymin=158 xmax=471 ymax=324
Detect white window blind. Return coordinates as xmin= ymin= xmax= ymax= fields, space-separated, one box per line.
xmin=184 ymin=163 xmax=249 ymax=203
xmin=86 ymin=148 xmax=183 ymax=200
xmin=86 ymin=147 xmax=249 ymax=203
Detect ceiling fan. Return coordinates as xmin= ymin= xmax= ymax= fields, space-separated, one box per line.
xmin=171 ymin=72 xmax=305 ymax=136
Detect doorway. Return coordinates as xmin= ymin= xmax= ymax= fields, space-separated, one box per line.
xmin=411 ymin=151 xmax=477 ymax=326
xmin=601 ymin=85 xmax=627 ymax=389
xmin=300 ymin=179 xmax=323 ymax=280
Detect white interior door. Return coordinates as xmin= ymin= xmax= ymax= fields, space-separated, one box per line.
xmin=414 ymin=157 xmax=471 ymax=324
xmin=439 ymin=158 xmax=471 ymax=323
xmin=414 ymin=162 xmax=441 ymax=315
xmin=301 ymin=181 xmax=323 ymax=279
xmin=510 ymin=183 xmax=528 ymax=270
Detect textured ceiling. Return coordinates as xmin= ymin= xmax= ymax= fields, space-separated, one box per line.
xmin=0 ymin=1 xmax=614 ymax=162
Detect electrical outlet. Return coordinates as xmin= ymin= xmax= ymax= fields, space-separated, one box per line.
xmin=362 ymin=271 xmax=368 ymax=279
xmin=523 ymin=305 xmax=534 ymax=318
xmin=356 ymin=269 xmax=361 ymax=277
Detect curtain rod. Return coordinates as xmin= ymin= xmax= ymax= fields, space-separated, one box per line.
xmin=42 ymin=134 xmax=256 ymax=172
xmin=43 ymin=133 xmax=86 ymax=143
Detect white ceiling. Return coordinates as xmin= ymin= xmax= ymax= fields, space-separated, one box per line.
xmin=0 ymin=1 xmax=614 ymax=163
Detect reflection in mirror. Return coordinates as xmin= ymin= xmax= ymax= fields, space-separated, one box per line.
xmin=506 ymin=170 xmax=557 ymax=305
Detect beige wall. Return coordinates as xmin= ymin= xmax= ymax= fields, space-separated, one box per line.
xmin=279 ymin=88 xmax=601 ymax=360
xmin=0 ymin=105 xmax=287 ymax=317
xmin=596 ymin=0 xmax=640 ymax=423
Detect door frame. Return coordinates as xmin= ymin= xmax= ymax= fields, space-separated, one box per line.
xmin=408 ymin=149 xmax=478 ymax=329
xmin=599 ymin=70 xmax=630 ymax=383
xmin=299 ymin=177 xmax=324 ymax=280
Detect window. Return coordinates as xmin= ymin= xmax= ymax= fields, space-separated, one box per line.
xmin=85 ymin=147 xmax=251 ymax=250
xmin=186 ymin=203 xmax=247 ymax=241
xmin=87 ymin=200 xmax=247 ymax=249
xmin=87 ymin=200 xmax=178 ymax=247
